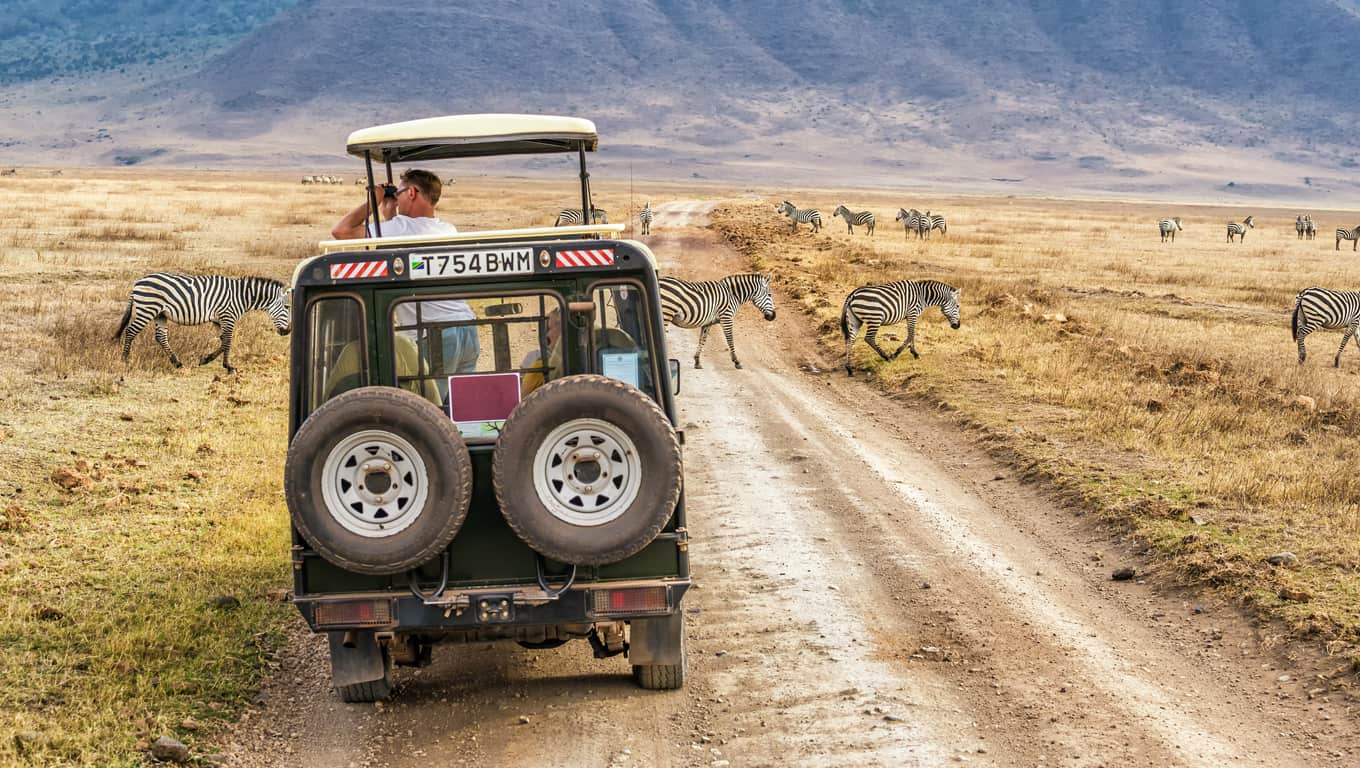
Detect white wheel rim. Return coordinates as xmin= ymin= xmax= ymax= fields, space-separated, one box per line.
xmin=532 ymin=418 xmax=642 ymax=527
xmin=321 ymin=429 xmax=429 ymax=538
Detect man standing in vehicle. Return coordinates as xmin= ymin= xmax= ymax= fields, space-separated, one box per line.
xmin=331 ymin=169 xmax=479 ymax=386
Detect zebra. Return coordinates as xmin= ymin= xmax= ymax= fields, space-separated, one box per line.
xmin=1306 ymin=215 xmax=1317 ymax=241
xmin=1296 ymin=215 xmax=1307 ymax=240
xmin=658 ymin=274 xmax=776 ymax=369
xmin=895 ymin=208 xmax=929 ymax=240
xmin=832 ymin=205 xmax=876 ymax=235
xmin=114 ymin=273 xmax=291 ymax=374
xmin=1292 ymin=287 xmax=1360 ymax=366
xmin=1226 ymin=215 xmax=1254 ymax=243
xmin=555 ymin=207 xmax=608 ymax=226
xmin=776 ymin=200 xmax=822 ymax=233
xmin=926 ymin=211 xmax=947 ymax=236
xmin=841 ymin=279 xmax=961 ymax=376
xmin=639 ymin=202 xmax=654 ymax=235
xmin=1337 ymin=225 xmax=1360 ymax=251
xmin=1158 ymin=217 xmax=1183 ymax=242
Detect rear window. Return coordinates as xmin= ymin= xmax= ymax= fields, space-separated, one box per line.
xmin=308 ymin=297 xmax=366 ymax=412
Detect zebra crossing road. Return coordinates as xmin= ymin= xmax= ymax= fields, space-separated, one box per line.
xmin=223 ymin=203 xmax=1355 ymax=768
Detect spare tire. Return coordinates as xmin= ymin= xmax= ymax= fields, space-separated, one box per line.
xmin=285 ymin=386 xmax=472 ymax=575
xmin=493 ymin=375 xmax=681 ymax=565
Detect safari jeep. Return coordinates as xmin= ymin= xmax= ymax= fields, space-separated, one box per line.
xmin=284 ymin=115 xmax=689 ymax=701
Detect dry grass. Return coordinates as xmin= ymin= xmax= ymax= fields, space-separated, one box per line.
xmin=0 ymin=169 xmax=688 ymax=765
xmin=715 ymin=194 xmax=1360 ymax=661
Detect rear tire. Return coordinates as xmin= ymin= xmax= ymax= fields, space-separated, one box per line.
xmin=493 ymin=375 xmax=682 ymax=565
xmin=633 ymin=628 xmax=686 ymax=690
xmin=337 ymin=652 xmax=392 ymax=703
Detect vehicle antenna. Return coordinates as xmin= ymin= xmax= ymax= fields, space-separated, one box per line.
xmin=629 ymin=162 xmax=634 ymax=238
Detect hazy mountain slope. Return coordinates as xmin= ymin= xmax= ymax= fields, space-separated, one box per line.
xmin=3 ymin=0 xmax=1360 ymax=201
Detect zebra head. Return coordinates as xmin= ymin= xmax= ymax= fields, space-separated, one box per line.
xmin=833 ymin=205 xmax=847 ymax=218
xmin=264 ymin=281 xmax=292 ymax=335
xmin=940 ymin=285 xmax=962 ymax=330
xmin=1173 ymin=217 xmax=1183 ymax=230
xmin=894 ymin=208 xmax=908 ymax=222
xmin=1245 ymin=215 xmax=1255 ymax=228
xmin=726 ymin=274 xmax=777 ymax=321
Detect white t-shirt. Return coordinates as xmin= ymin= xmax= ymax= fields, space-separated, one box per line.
xmin=369 ymin=215 xmax=457 ymax=238
xmin=374 ymin=216 xmax=475 ymax=324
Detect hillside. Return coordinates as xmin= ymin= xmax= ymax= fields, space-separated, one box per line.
xmin=2 ymin=0 xmax=1359 ymax=202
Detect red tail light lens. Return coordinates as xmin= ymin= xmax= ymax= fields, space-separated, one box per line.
xmin=314 ymin=600 xmax=394 ymax=627
xmin=590 ymin=586 xmax=670 ymax=617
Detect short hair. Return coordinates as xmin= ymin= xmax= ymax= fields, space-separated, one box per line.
xmin=400 ymin=169 xmax=443 ymax=205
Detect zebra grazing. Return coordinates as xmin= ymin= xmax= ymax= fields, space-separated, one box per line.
xmin=640 ymin=202 xmax=654 ymax=235
xmin=1292 ymin=287 xmax=1360 ymax=366
xmin=1296 ymin=216 xmax=1307 ymax=240
xmin=555 ymin=207 xmax=608 ymax=226
xmin=926 ymin=211 xmax=947 ymax=236
xmin=1337 ymin=225 xmax=1360 ymax=252
xmin=777 ymin=201 xmax=822 ymax=233
xmin=832 ymin=205 xmax=876 ymax=235
xmin=114 ymin=273 xmax=291 ymax=373
xmin=659 ymin=274 xmax=776 ymax=369
xmin=1158 ymin=217 xmax=1183 ymax=242
xmin=1306 ymin=215 xmax=1317 ymax=240
xmin=841 ymin=279 xmax=961 ymax=376
xmin=1226 ymin=215 xmax=1255 ymax=243
xmin=894 ymin=208 xmax=930 ymax=240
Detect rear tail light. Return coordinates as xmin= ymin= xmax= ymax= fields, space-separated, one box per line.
xmin=314 ymin=599 xmax=394 ymax=628
xmin=590 ymin=586 xmax=671 ymax=617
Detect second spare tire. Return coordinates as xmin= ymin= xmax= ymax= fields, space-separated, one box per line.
xmin=284 ymin=386 xmax=473 ymax=575
xmin=493 ymin=375 xmax=682 ymax=565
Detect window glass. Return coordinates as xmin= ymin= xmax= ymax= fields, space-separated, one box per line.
xmin=592 ymin=283 xmax=656 ymax=398
xmin=308 ymin=297 xmax=365 ymax=412
xmin=393 ymin=293 xmax=564 ymax=440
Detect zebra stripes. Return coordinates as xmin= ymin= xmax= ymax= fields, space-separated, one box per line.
xmin=555 ymin=207 xmax=608 ymax=227
xmin=1337 ymin=225 xmax=1360 ymax=251
xmin=639 ymin=202 xmax=654 ymax=235
xmin=1158 ymin=217 xmax=1183 ymax=242
xmin=925 ymin=211 xmax=947 ymax=236
xmin=832 ymin=205 xmax=876 ymax=235
xmin=1296 ymin=216 xmax=1307 ymax=240
xmin=659 ymin=273 xmax=776 ymax=369
xmin=114 ymin=273 xmax=291 ymax=373
xmin=894 ymin=208 xmax=930 ymax=239
xmin=1306 ymin=216 xmax=1317 ymax=240
xmin=840 ymin=279 xmax=961 ymax=375
xmin=777 ymin=201 xmax=822 ymax=233
xmin=1293 ymin=287 xmax=1360 ymax=366
xmin=1226 ymin=215 xmax=1254 ymax=243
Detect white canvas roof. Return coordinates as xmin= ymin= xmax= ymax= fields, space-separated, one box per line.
xmin=346 ymin=114 xmax=599 ymax=162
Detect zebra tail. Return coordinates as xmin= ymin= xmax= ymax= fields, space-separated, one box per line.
xmin=839 ymin=294 xmax=853 ymax=341
xmin=1291 ymin=294 xmax=1302 ymax=341
xmin=113 ymin=301 xmax=132 ymax=340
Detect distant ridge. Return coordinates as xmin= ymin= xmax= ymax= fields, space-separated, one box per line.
xmin=3 ymin=0 xmax=1360 ymax=203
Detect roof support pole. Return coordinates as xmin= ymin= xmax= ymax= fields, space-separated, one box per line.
xmin=578 ymin=144 xmax=592 ymax=227
xmin=365 ymin=151 xmax=382 ymax=238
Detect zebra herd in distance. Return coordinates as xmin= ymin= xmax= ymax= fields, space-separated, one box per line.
xmin=780 ymin=201 xmax=948 ymax=240
xmin=1159 ymin=213 xmax=1360 ymax=250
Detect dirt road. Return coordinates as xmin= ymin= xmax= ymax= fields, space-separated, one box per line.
xmin=221 ymin=202 xmax=1357 ymax=767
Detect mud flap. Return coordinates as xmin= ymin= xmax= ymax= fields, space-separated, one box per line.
xmin=628 ymin=613 xmax=684 ymax=666
xmin=327 ymin=631 xmax=386 ymax=688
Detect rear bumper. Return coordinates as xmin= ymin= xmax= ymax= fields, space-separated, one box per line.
xmin=294 ymin=578 xmax=691 ymax=634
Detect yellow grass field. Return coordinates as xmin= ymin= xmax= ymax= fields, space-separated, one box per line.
xmin=714 ymin=190 xmax=1360 ymax=654
xmin=1 ymin=169 xmax=1357 ymax=764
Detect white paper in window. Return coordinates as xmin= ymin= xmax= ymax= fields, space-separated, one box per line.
xmin=601 ymin=352 xmax=640 ymax=389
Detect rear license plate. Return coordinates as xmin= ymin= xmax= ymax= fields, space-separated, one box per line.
xmin=409 ymin=249 xmax=533 ymax=279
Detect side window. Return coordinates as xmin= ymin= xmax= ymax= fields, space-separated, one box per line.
xmin=592 ymin=283 xmax=655 ymax=398
xmin=393 ymin=293 xmax=563 ymax=441
xmin=308 ymin=297 xmax=365 ymax=412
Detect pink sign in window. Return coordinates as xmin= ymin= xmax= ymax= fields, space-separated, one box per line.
xmin=447 ymin=372 xmax=522 ymax=439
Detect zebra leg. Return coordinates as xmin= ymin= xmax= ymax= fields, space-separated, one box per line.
xmin=121 ymin=308 xmax=152 ymax=362
xmin=864 ymin=323 xmax=894 ymax=362
xmin=200 ymin=322 xmax=225 ymax=365
xmin=1337 ymin=328 xmax=1356 ymax=367
xmin=721 ymin=317 xmax=741 ymax=369
xmin=153 ymin=316 xmax=182 ymax=368
xmin=899 ymin=314 xmax=921 ymax=360
xmin=1297 ymin=328 xmax=1308 ymax=364
xmin=844 ymin=315 xmax=862 ymax=376
xmin=694 ymin=325 xmax=710 ymax=369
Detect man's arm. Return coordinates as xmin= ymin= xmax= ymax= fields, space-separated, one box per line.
xmin=331 ymin=198 xmax=371 ymax=240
